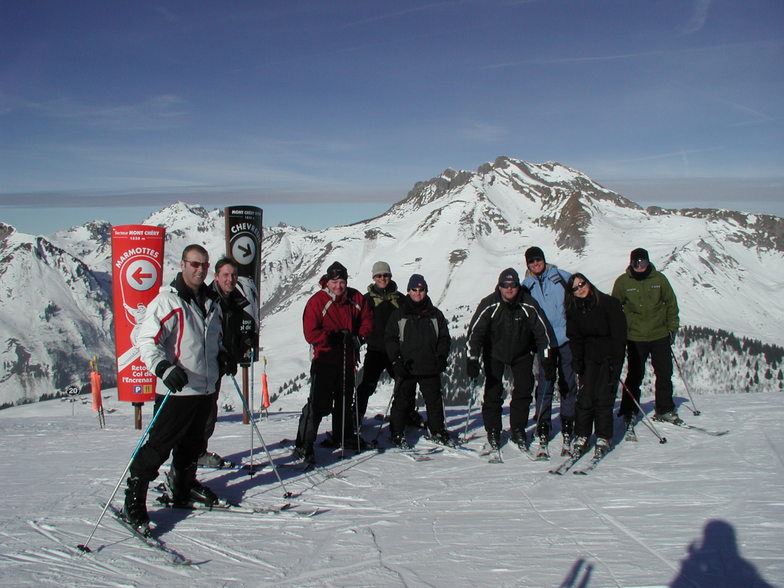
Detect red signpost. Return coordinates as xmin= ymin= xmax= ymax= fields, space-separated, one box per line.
xmin=111 ymin=225 xmax=166 ymax=428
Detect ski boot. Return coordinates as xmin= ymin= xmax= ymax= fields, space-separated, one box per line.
xmin=487 ymin=429 xmax=502 ymax=451
xmin=345 ymin=433 xmax=374 ymax=452
xmin=535 ymin=434 xmax=549 ymax=460
xmin=561 ymin=417 xmax=574 ymax=456
xmin=406 ymin=410 xmax=428 ymax=430
xmin=166 ymin=465 xmax=218 ymax=507
xmin=594 ymin=437 xmax=611 ymax=458
xmin=655 ymin=410 xmax=683 ymax=425
xmin=624 ymin=415 xmax=637 ymax=441
xmin=196 ymin=451 xmax=226 ymax=468
xmin=391 ymin=428 xmax=411 ymax=449
xmin=571 ymin=436 xmax=589 ymax=458
xmin=123 ymin=476 xmax=151 ymax=532
xmin=292 ymin=444 xmax=316 ymax=465
xmin=509 ymin=428 xmax=527 ymax=450
xmin=429 ymin=429 xmax=456 ymax=448
xmin=319 ymin=432 xmax=340 ymax=448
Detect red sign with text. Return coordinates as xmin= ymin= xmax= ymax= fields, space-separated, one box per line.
xmin=111 ymin=225 xmax=165 ymax=402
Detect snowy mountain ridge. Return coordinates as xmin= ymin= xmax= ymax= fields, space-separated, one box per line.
xmin=2 ymin=156 xmax=783 ymax=407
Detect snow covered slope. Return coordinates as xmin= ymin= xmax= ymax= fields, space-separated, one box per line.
xmin=0 ymin=388 xmax=780 ymax=587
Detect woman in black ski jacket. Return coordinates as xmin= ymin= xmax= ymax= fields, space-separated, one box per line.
xmin=564 ymin=273 xmax=627 ymax=459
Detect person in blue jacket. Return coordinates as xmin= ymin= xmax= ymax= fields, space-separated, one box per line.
xmin=522 ymin=246 xmax=579 ymax=456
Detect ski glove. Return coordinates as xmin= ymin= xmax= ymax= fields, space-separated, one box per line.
xmin=437 ymin=356 xmax=448 ymax=373
xmin=155 ymin=360 xmax=188 ymax=392
xmin=219 ymin=351 xmax=237 ymax=376
xmin=541 ymin=353 xmax=557 ymax=381
xmin=466 ymin=358 xmax=481 ymax=379
xmin=327 ymin=329 xmax=352 ymax=348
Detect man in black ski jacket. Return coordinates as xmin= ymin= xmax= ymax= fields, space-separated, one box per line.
xmin=197 ymin=257 xmax=250 ymax=467
xmin=466 ymin=268 xmax=556 ymax=450
xmin=385 ymin=274 xmax=453 ymax=447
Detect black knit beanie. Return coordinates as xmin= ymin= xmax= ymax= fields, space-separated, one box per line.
xmin=497 ymin=268 xmax=520 ymax=287
xmin=525 ymin=246 xmax=545 ymax=264
xmin=326 ymin=261 xmax=348 ymax=281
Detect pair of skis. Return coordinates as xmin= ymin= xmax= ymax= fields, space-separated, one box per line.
xmin=103 ymin=490 xmax=320 ymax=567
xmin=651 ymin=416 xmax=729 ymax=437
xmin=548 ymin=448 xmax=607 ymax=475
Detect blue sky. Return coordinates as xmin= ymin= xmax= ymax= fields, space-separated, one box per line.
xmin=1 ymin=0 xmax=782 ymax=234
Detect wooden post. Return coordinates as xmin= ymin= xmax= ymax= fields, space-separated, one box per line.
xmin=242 ymin=366 xmax=250 ymax=424
xmin=133 ymin=402 xmax=143 ymax=430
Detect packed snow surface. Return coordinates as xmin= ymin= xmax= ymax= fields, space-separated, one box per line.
xmin=0 ymin=386 xmax=781 ymax=587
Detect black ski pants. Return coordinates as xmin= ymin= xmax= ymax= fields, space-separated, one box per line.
xmin=620 ymin=336 xmax=675 ymax=416
xmin=130 ymin=392 xmax=215 ymax=482
xmin=575 ymin=358 xmax=617 ymax=440
xmin=534 ymin=342 xmax=578 ymax=437
xmin=356 ymin=348 xmax=417 ymax=421
xmin=296 ymin=360 xmax=356 ymax=451
xmin=482 ymin=354 xmax=535 ymax=434
xmin=391 ymin=375 xmax=444 ymax=435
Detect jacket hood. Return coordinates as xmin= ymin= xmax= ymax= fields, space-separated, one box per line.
xmin=524 ymin=262 xmax=562 ymax=279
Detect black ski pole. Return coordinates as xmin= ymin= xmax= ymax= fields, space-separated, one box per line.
xmin=77 ymin=389 xmax=174 ymax=553
xmin=340 ymin=337 xmax=347 ymax=460
xmin=534 ymin=375 xmax=554 ymax=441
xmin=352 ymin=340 xmax=362 ymax=454
xmin=460 ymin=379 xmax=477 ymax=444
xmin=670 ymin=348 xmax=701 ymax=416
xmin=618 ymin=379 xmax=667 ymax=444
xmin=229 ymin=375 xmax=293 ymax=498
xmin=372 ymin=377 xmax=398 ymax=446
xmin=249 ymin=348 xmax=255 ymax=469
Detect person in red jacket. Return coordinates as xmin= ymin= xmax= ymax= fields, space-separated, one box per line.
xmin=294 ymin=261 xmax=374 ymax=464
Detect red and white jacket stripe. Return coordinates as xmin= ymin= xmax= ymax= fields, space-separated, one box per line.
xmin=137 ymin=274 xmax=224 ymax=396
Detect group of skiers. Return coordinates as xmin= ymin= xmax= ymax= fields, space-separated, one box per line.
xmin=121 ymin=242 xmax=679 ymax=533
xmin=292 ymin=246 xmax=680 ymax=467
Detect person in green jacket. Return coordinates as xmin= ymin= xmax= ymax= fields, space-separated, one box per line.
xmin=612 ymin=248 xmax=681 ymax=433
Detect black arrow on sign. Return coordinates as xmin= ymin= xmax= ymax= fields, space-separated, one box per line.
xmin=238 ymin=243 xmax=252 ymax=258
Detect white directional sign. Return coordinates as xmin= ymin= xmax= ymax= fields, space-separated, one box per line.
xmin=125 ymin=259 xmax=158 ymax=291
xmin=231 ymin=235 xmax=256 ymax=265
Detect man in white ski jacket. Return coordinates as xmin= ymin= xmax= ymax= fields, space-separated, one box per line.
xmin=123 ymin=244 xmax=226 ymax=531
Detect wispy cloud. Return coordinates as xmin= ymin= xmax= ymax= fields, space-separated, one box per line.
xmin=17 ymin=95 xmax=188 ymax=131
xmin=456 ymin=120 xmax=509 ymax=142
xmin=0 ymin=185 xmax=403 ymax=209
xmin=481 ymin=50 xmax=670 ymax=69
xmin=682 ymin=0 xmax=712 ymax=34
xmin=480 ymin=39 xmax=773 ymax=70
xmin=342 ymin=2 xmax=454 ymax=27
xmin=611 ymin=146 xmax=724 ymax=165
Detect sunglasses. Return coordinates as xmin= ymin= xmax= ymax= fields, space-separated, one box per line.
xmin=374 ymin=273 xmax=392 ymax=279
xmin=409 ymin=288 xmax=426 ymax=293
xmin=632 ymin=258 xmax=648 ymax=268
xmin=183 ymin=260 xmax=210 ymax=270
xmin=527 ymin=257 xmax=544 ymax=264
xmin=500 ymin=282 xmax=518 ymax=289
xmin=571 ymin=281 xmax=587 ymax=292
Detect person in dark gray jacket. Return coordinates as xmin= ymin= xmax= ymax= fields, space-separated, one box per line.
xmin=385 ymin=274 xmax=452 ymax=447
xmin=467 ymin=268 xmax=555 ymax=451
